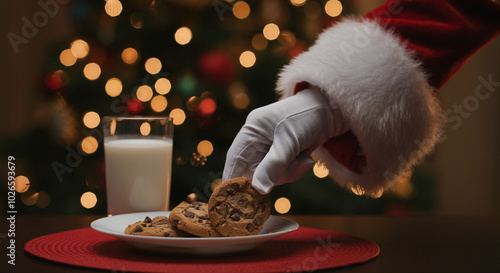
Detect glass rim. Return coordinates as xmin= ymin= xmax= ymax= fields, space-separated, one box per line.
xmin=103 ymin=116 xmax=173 ymax=121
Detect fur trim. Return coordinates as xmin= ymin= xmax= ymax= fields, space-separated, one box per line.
xmin=276 ymin=18 xmax=444 ymax=195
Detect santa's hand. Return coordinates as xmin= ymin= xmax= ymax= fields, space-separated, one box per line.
xmin=222 ymin=87 xmax=349 ymax=194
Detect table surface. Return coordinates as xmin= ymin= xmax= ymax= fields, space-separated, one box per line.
xmin=2 ymin=214 xmax=499 ymax=272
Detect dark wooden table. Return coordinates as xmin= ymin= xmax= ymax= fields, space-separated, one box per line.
xmin=2 ymin=215 xmax=499 ymax=272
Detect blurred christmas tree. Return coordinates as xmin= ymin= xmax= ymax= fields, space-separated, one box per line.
xmin=1 ymin=0 xmax=437 ymax=215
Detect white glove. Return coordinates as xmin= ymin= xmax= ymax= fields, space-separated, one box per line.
xmin=223 ymin=87 xmax=349 ymax=194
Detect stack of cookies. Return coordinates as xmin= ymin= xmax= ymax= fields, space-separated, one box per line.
xmin=124 ymin=177 xmax=271 ymax=237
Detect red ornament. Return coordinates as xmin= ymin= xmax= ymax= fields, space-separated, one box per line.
xmin=127 ymin=98 xmax=144 ymax=114
xmin=197 ymin=50 xmax=235 ymax=85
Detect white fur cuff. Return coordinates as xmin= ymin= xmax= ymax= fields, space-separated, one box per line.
xmin=276 ymin=19 xmax=444 ymax=194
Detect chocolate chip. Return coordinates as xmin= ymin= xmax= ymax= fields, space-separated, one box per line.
xmin=172 ymin=220 xmax=179 ymax=227
xmin=216 ymin=202 xmax=228 ymax=215
xmin=227 ymin=184 xmax=239 ymax=195
xmin=246 ymin=223 xmax=255 ymax=232
xmin=253 ymin=217 xmax=263 ymax=226
xmin=144 ymin=216 xmax=152 ymax=223
xmin=133 ymin=225 xmax=143 ymax=232
xmin=230 ymin=213 xmax=241 ymax=221
xmin=184 ymin=211 xmax=195 ymax=218
xmin=238 ymin=199 xmax=248 ymax=207
xmin=141 ymin=223 xmax=147 ymax=227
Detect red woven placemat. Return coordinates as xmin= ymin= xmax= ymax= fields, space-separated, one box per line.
xmin=25 ymin=227 xmax=379 ymax=272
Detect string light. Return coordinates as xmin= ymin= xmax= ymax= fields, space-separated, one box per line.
xmin=35 ymin=191 xmax=51 ymax=208
xmin=70 ymin=39 xmax=89 ymax=59
xmin=83 ymin=62 xmax=101 ymax=80
xmin=198 ymin=98 xmax=217 ymax=116
xmin=313 ymin=162 xmax=329 ymax=178
xmin=81 ymin=192 xmax=98 ymax=209
xmin=122 ymin=47 xmax=139 ymax=64
xmin=174 ymin=27 xmax=193 ymax=45
xmin=151 ymin=95 xmax=168 ymax=112
xmin=155 ymin=78 xmax=171 ymax=95
xmin=290 ymin=0 xmax=306 ymax=7
xmin=239 ymin=51 xmax=256 ymax=68
xmin=170 ymin=108 xmax=186 ymax=125
xmin=140 ymin=122 xmax=151 ymax=136
xmin=304 ymin=1 xmax=322 ymax=19
xmin=274 ymin=197 xmax=291 ymax=214
xmin=136 ymin=85 xmax=154 ymax=102
xmin=59 ymin=49 xmax=77 ymax=66
xmin=263 ymin=23 xmax=280 ymax=40
xmin=325 ymin=0 xmax=343 ymax=17
xmin=105 ymin=77 xmax=123 ymax=97
xmin=14 ymin=175 xmax=30 ymax=193
xmin=197 ymin=140 xmax=214 ymax=156
xmin=81 ymin=136 xmax=99 ymax=154
xmin=22 ymin=190 xmax=39 ymax=206
xmin=251 ymin=33 xmax=268 ymax=50
xmin=104 ymin=0 xmax=123 ymax=17
xmin=145 ymin=57 xmax=162 ymax=74
xmin=83 ymin=111 xmax=100 ymax=129
xmin=232 ymin=1 xmax=251 ymax=19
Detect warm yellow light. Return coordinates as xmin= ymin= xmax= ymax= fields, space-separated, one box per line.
xmin=232 ymin=1 xmax=251 ymax=19
xmin=130 ymin=12 xmax=143 ymax=29
xmin=70 ymin=39 xmax=89 ymax=59
xmin=81 ymin=136 xmax=99 ymax=154
xmin=313 ymin=162 xmax=329 ymax=178
xmin=239 ymin=51 xmax=256 ymax=68
xmin=351 ymin=185 xmax=365 ymax=196
xmin=104 ymin=0 xmax=123 ymax=17
xmin=290 ymin=0 xmax=306 ymax=7
xmin=263 ymin=23 xmax=280 ymax=40
xmin=211 ymin=178 xmax=222 ymax=191
xmin=35 ymin=191 xmax=51 ymax=208
xmin=325 ymin=0 xmax=343 ymax=17
xmin=151 ymin=95 xmax=168 ymax=112
xmin=59 ymin=49 xmax=77 ymax=66
xmin=14 ymin=175 xmax=30 ymax=193
xmin=136 ymin=85 xmax=154 ymax=102
xmin=251 ymin=33 xmax=268 ymax=51
xmin=22 ymin=191 xmax=39 ymax=206
xmin=392 ymin=180 xmax=414 ymax=199
xmin=370 ymin=188 xmax=384 ymax=199
xmin=233 ymin=92 xmax=250 ymax=109
xmin=274 ymin=197 xmax=291 ymax=214
xmin=83 ymin=62 xmax=101 ymax=80
xmin=83 ymin=111 xmax=101 ymax=129
xmin=105 ymin=77 xmax=123 ymax=97
xmin=169 ymin=108 xmax=186 ymax=125
xmin=155 ymin=78 xmax=171 ymax=95
xmin=145 ymin=57 xmax=162 ymax=74
xmin=122 ymin=47 xmax=139 ymax=64
xmin=197 ymin=140 xmax=214 ymax=156
xmin=81 ymin=192 xmax=98 ymax=209
xmin=140 ymin=122 xmax=151 ymax=136
xmin=174 ymin=27 xmax=193 ymax=45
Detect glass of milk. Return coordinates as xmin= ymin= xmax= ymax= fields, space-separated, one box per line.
xmin=103 ymin=116 xmax=173 ymax=216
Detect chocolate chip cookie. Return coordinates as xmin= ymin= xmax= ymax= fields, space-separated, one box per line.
xmin=208 ymin=177 xmax=271 ymax=237
xmin=124 ymin=216 xmax=189 ymax=237
xmin=169 ymin=201 xmax=221 ymax=237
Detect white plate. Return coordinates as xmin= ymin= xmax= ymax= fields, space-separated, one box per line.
xmin=90 ymin=211 xmax=299 ymax=256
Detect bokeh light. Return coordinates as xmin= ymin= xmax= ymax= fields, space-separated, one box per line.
xmin=233 ymin=92 xmax=250 ymax=110
xmin=252 ymin=33 xmax=268 ymax=50
xmin=198 ymin=98 xmax=217 ymax=116
xmin=81 ymin=192 xmax=98 ymax=209
xmin=83 ymin=111 xmax=100 ymax=129
xmin=313 ymin=162 xmax=329 ymax=178
xmin=81 ymin=136 xmax=99 ymax=154
xmin=105 ymin=77 xmax=123 ymax=97
xmin=122 ymin=47 xmax=139 ymax=64
xmin=274 ymin=197 xmax=291 ymax=214
xmin=290 ymin=0 xmax=306 ymax=6
xmin=70 ymin=39 xmax=89 ymax=59
xmin=22 ymin=190 xmax=39 ymax=206
xmin=140 ymin=122 xmax=151 ymax=136
xmin=263 ymin=23 xmax=280 ymax=40
xmin=136 ymin=85 xmax=154 ymax=102
xmin=305 ymin=1 xmax=322 ymax=19
xmin=35 ymin=191 xmax=51 ymax=208
xmin=14 ymin=175 xmax=30 ymax=193
xmin=239 ymin=51 xmax=256 ymax=68
xmin=155 ymin=78 xmax=171 ymax=95
xmin=130 ymin=12 xmax=143 ymax=29
xmin=83 ymin=62 xmax=101 ymax=80
xmin=145 ymin=57 xmax=162 ymax=74
xmin=104 ymin=0 xmax=123 ymax=17
xmin=197 ymin=140 xmax=214 ymax=156
xmin=59 ymin=49 xmax=77 ymax=66
xmin=151 ymin=95 xmax=168 ymax=112
xmin=325 ymin=0 xmax=343 ymax=17
xmin=170 ymin=108 xmax=186 ymax=125
xmin=233 ymin=1 xmax=251 ymax=19
xmin=174 ymin=27 xmax=193 ymax=45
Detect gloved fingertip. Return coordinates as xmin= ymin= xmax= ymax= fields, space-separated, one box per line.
xmin=251 ymin=180 xmax=273 ymax=195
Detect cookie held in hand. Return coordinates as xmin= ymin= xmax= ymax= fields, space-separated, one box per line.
xmin=208 ymin=177 xmax=271 ymax=237
xmin=169 ymin=201 xmax=221 ymax=237
xmin=124 ymin=216 xmax=189 ymax=237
